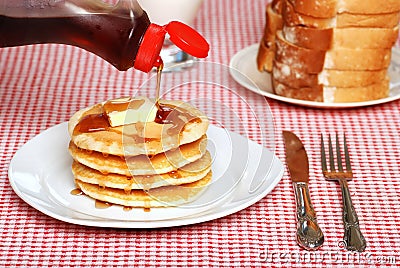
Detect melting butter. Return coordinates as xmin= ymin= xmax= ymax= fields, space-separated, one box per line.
xmin=104 ymin=97 xmax=158 ymax=127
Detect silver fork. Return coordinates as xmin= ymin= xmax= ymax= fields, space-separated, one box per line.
xmin=321 ymin=133 xmax=367 ymax=252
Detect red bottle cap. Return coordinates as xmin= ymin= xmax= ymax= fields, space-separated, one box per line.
xmin=166 ymin=21 xmax=209 ymax=59
xmin=134 ymin=23 xmax=166 ymax=73
xmin=134 ymin=21 xmax=209 ymax=73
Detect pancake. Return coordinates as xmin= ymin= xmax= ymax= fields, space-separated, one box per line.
xmin=75 ymin=171 xmax=212 ymax=207
xmin=71 ymin=150 xmax=212 ymax=190
xmin=68 ymin=135 xmax=207 ymax=176
xmin=68 ymin=97 xmax=212 ymax=208
xmin=68 ymin=99 xmax=209 ymax=156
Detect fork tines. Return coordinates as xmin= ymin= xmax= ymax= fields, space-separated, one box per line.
xmin=321 ymin=133 xmax=353 ymax=179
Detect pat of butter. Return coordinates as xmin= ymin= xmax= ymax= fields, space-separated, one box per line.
xmin=103 ymin=97 xmax=157 ymax=127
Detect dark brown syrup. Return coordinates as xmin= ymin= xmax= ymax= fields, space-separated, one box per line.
xmin=155 ymin=63 xmax=164 ymax=104
xmin=70 ymin=188 xmax=84 ymax=196
xmin=155 ymin=104 xmax=201 ymax=136
xmin=73 ymin=113 xmax=110 ymax=136
xmin=168 ymin=170 xmax=182 ymax=179
xmin=144 ymin=200 xmax=151 ymax=213
xmin=70 ymin=188 xmax=153 ymax=212
xmin=0 ymin=12 xmax=150 ymax=71
xmin=95 ymin=200 xmax=112 ymax=209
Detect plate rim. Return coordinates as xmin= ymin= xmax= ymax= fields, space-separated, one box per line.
xmin=8 ymin=122 xmax=284 ymax=228
xmin=229 ymin=43 xmax=400 ymax=109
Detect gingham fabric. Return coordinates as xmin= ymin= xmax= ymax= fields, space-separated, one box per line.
xmin=1 ymin=0 xmax=400 ymax=267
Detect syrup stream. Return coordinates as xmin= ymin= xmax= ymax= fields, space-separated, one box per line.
xmin=155 ymin=62 xmax=163 ymax=108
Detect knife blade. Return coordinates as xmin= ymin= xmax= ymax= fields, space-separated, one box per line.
xmin=282 ymin=131 xmax=324 ymax=250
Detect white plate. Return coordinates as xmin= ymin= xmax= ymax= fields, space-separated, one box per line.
xmin=229 ymin=44 xmax=400 ymax=108
xmin=8 ymin=122 xmax=284 ymax=228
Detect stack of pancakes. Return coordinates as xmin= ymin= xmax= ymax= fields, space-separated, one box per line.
xmin=68 ymin=97 xmax=212 ymax=208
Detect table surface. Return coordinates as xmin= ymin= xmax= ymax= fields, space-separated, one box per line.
xmin=1 ymin=0 xmax=400 ymax=267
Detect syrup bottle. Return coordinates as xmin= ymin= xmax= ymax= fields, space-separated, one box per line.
xmin=0 ymin=0 xmax=209 ymax=72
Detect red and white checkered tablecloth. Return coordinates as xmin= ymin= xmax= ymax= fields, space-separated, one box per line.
xmin=1 ymin=0 xmax=400 ymax=267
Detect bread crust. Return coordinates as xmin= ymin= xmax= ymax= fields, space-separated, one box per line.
xmin=283 ymin=0 xmax=335 ymax=28
xmin=275 ymin=30 xmax=326 ymax=73
xmin=272 ymin=77 xmax=323 ymax=101
xmin=257 ymin=2 xmax=283 ymax=71
xmin=257 ymin=40 xmax=275 ymax=72
xmin=283 ymin=0 xmax=400 ymax=28
xmin=283 ymin=26 xmax=333 ymax=50
xmin=286 ymin=0 xmax=337 ymax=18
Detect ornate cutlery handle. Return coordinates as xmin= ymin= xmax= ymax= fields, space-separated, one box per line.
xmin=338 ymin=179 xmax=367 ymax=252
xmin=293 ymin=182 xmax=324 ymax=250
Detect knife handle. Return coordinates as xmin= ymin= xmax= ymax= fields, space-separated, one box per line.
xmin=338 ymin=178 xmax=367 ymax=252
xmin=293 ymin=182 xmax=324 ymax=250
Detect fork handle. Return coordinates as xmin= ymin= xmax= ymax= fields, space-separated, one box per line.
xmin=339 ymin=179 xmax=367 ymax=252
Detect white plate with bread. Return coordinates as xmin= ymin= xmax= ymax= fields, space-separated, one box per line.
xmin=229 ymin=44 xmax=400 ymax=108
xmin=8 ymin=122 xmax=284 ymax=228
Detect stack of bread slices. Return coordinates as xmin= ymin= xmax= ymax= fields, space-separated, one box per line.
xmin=257 ymin=0 xmax=400 ymax=102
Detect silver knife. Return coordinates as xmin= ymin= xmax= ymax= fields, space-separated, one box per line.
xmin=282 ymin=131 xmax=324 ymax=250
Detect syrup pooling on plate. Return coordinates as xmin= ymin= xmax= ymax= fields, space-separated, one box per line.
xmin=70 ymin=188 xmax=84 ymax=196
xmin=70 ymin=187 xmax=154 ymax=212
xmin=95 ymin=200 xmax=112 ymax=209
